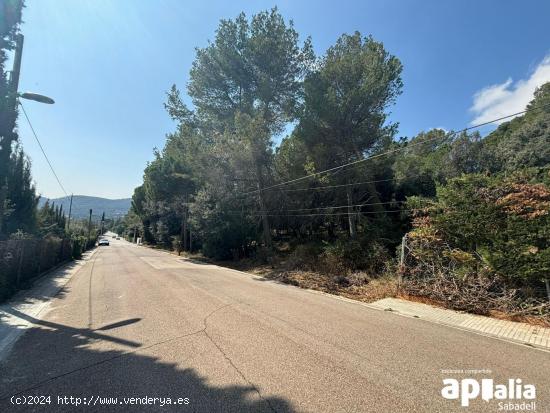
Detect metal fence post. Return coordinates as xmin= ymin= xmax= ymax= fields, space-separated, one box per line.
xmin=16 ymin=241 xmax=24 ymax=287
xmin=397 ymin=234 xmax=407 ymax=292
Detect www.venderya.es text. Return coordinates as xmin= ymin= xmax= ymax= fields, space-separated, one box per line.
xmin=10 ymin=395 xmax=190 ymax=407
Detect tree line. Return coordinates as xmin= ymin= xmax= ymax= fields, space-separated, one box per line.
xmin=125 ymin=8 xmax=549 ymax=315
xmin=0 ymin=0 xmax=104 ymax=300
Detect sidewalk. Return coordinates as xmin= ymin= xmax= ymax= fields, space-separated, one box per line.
xmin=368 ymin=297 xmax=550 ymax=351
xmin=0 ymin=249 xmax=97 ymax=361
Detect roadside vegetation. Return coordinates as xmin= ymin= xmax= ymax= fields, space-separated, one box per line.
xmin=0 ymin=1 xmax=98 ymax=301
xmin=116 ymin=8 xmax=550 ymax=324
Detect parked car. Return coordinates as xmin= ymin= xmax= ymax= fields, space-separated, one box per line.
xmin=98 ymin=238 xmax=110 ymax=246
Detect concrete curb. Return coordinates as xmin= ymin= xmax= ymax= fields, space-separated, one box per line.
xmin=128 ymin=244 xmax=550 ymax=353
xmin=308 ymin=293 xmax=550 ymax=353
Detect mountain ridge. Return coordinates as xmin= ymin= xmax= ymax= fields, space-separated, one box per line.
xmin=38 ymin=195 xmax=131 ymax=219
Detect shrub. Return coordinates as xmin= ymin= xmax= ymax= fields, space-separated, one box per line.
xmin=402 ymin=172 xmax=550 ymax=321
xmin=0 ymin=237 xmax=74 ymax=302
xmin=70 ymin=236 xmax=87 ymax=259
xmin=172 ymin=237 xmax=183 ymax=254
xmin=431 ymin=173 xmax=550 ymax=285
xmin=189 ymin=189 xmax=256 ymax=260
xmin=321 ymin=239 xmax=390 ymax=275
xmin=285 ymin=243 xmax=323 ymax=271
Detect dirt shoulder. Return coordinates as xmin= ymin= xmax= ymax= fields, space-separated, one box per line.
xmin=213 ymin=256 xmax=398 ymax=303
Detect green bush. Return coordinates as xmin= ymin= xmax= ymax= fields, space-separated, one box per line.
xmin=189 ymin=189 xmax=256 ymax=260
xmin=0 ymin=237 xmax=74 ymax=302
xmin=321 ymin=239 xmax=390 ymax=275
xmin=405 ymin=171 xmax=550 ymax=311
xmin=430 ymin=172 xmax=550 ymax=285
xmin=285 ymin=243 xmax=323 ymax=270
xmin=70 ymin=236 xmax=88 ymax=258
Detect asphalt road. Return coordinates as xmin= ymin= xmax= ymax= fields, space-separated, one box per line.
xmin=1 ymin=237 xmax=548 ymax=412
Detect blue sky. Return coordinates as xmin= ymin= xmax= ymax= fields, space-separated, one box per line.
xmin=15 ymin=0 xmax=550 ymax=199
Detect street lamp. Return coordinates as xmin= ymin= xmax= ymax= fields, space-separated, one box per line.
xmin=18 ymin=92 xmax=55 ymax=104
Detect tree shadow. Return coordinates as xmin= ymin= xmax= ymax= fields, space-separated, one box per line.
xmin=178 ymin=257 xmax=215 ymax=266
xmin=1 ymin=308 xmax=142 ymax=348
xmin=0 ymin=312 xmax=295 ymax=412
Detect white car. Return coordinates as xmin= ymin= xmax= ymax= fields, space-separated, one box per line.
xmin=98 ymin=239 xmax=110 ymax=246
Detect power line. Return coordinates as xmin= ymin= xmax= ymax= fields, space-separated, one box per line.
xmin=278 ymin=175 xmax=436 ymax=192
xmin=19 ymin=102 xmax=69 ymax=197
xmin=230 ymin=209 xmax=414 ymax=217
xmin=280 ymin=177 xmax=398 ymax=192
xmin=240 ymin=103 xmax=550 ymax=196
xmin=271 ymin=171 xmax=435 ymax=193
xmin=230 ymin=200 xmax=403 ymax=214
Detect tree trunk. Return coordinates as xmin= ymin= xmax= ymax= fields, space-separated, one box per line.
xmin=346 ymin=183 xmax=357 ymax=238
xmin=182 ymin=215 xmax=186 ymax=255
xmin=255 ymin=162 xmax=272 ymax=249
xmin=180 ymin=197 xmax=189 ymax=254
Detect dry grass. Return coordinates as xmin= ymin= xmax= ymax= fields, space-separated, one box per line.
xmin=217 ymin=255 xmax=397 ymax=303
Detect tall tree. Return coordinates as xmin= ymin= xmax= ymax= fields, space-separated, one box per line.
xmin=294 ymin=32 xmax=403 ymax=237
xmin=187 ymin=8 xmax=314 ymax=248
xmin=481 ymin=82 xmax=550 ymax=173
xmin=4 ymin=145 xmax=38 ymax=234
xmin=0 ymin=0 xmax=25 ymax=237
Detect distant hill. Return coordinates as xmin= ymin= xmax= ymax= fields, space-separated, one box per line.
xmin=38 ymin=195 xmax=131 ymax=220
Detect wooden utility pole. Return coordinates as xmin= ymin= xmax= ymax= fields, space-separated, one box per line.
xmin=178 ymin=196 xmax=188 ymax=254
xmin=100 ymin=212 xmax=105 ymax=236
xmin=183 ymin=195 xmax=188 ymax=251
xmin=255 ymin=163 xmax=272 ymax=249
xmin=87 ymin=209 xmax=92 ymax=243
xmin=346 ymin=183 xmax=357 ymax=238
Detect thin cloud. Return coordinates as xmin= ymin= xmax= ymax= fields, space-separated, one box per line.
xmin=469 ymin=55 xmax=550 ymax=125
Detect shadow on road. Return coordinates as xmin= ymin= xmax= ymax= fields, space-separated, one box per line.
xmin=177 ymin=257 xmax=215 ymax=266
xmin=0 ymin=313 xmax=295 ymax=412
xmin=1 ymin=308 xmax=142 ymax=348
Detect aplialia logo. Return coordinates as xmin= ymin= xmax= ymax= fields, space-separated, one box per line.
xmin=441 ymin=378 xmax=536 ymax=409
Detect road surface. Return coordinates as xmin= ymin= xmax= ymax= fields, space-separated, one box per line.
xmin=1 ymin=238 xmax=548 ymax=412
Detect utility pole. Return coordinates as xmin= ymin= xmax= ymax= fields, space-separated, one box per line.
xmin=66 ymin=194 xmax=73 ymax=231
xmin=87 ymin=209 xmax=92 ymax=243
xmin=346 ymin=183 xmax=357 ymax=238
xmin=100 ymin=212 xmax=105 ymax=236
xmin=255 ymin=163 xmax=272 ymax=249
xmin=0 ymin=34 xmax=24 ymax=234
xmin=183 ymin=195 xmax=188 ymax=252
xmin=10 ymin=34 xmax=24 ymax=111
xmin=397 ymin=234 xmax=407 ymax=292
